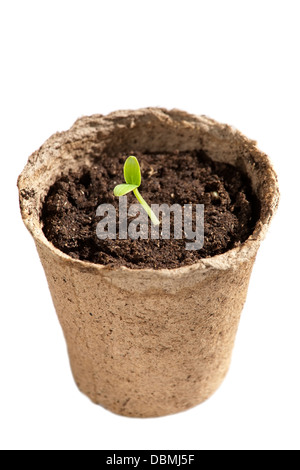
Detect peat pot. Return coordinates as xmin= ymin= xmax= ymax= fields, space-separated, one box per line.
xmin=18 ymin=108 xmax=279 ymax=417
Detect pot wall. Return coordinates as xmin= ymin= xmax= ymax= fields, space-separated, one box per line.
xmin=36 ymin=237 xmax=255 ymax=417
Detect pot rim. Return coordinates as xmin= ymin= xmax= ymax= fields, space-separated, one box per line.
xmin=18 ymin=107 xmax=280 ymax=277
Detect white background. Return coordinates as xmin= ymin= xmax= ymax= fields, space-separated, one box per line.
xmin=1 ymin=0 xmax=299 ymax=451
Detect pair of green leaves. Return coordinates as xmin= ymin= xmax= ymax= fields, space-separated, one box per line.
xmin=113 ymin=156 xmax=160 ymax=226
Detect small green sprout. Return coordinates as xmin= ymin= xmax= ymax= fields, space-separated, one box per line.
xmin=113 ymin=156 xmax=160 ymax=226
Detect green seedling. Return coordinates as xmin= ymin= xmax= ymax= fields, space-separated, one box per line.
xmin=113 ymin=156 xmax=160 ymax=226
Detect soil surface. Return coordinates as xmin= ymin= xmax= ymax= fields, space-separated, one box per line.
xmin=42 ymin=150 xmax=260 ymax=269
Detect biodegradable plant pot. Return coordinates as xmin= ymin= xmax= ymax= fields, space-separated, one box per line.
xmin=18 ymin=108 xmax=279 ymax=418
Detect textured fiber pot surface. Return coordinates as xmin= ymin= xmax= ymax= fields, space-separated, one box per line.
xmin=18 ymin=108 xmax=279 ymax=417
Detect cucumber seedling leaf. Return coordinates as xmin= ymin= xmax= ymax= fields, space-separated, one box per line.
xmin=114 ymin=183 xmax=139 ymax=197
xmin=124 ymin=156 xmax=142 ymax=186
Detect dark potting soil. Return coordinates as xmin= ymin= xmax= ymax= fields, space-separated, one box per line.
xmin=42 ymin=150 xmax=260 ymax=269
